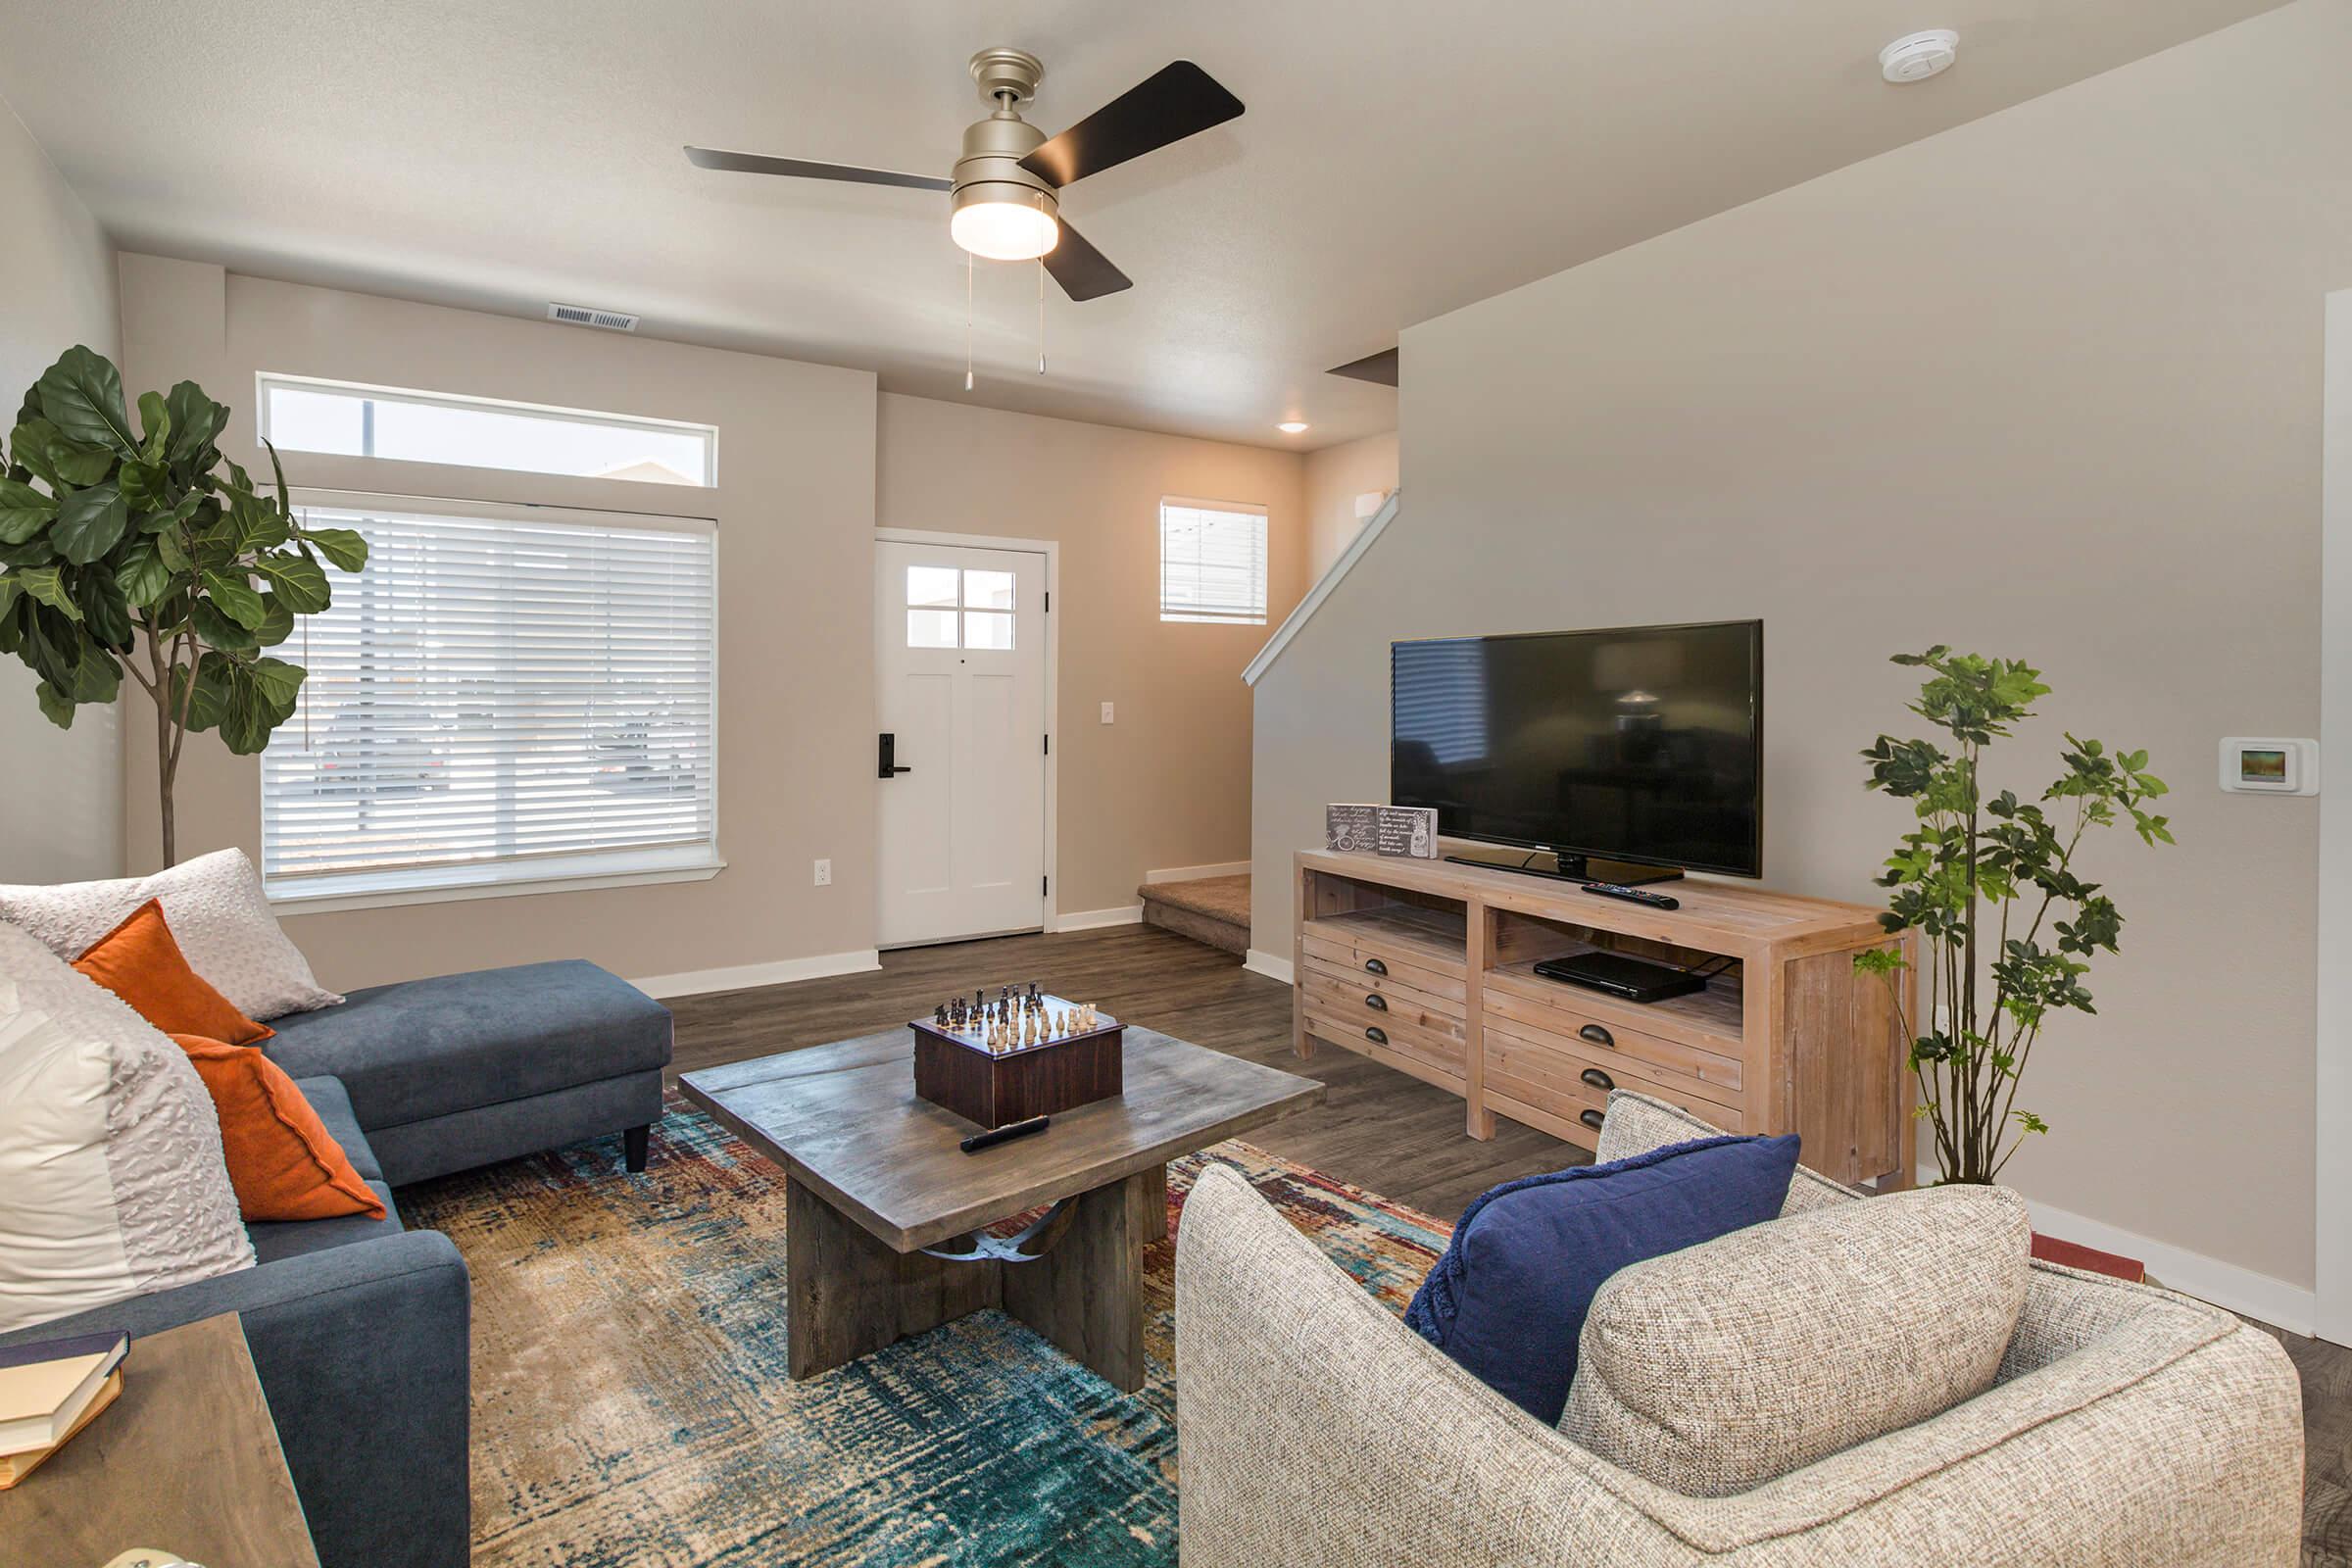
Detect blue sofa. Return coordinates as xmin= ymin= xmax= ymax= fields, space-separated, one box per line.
xmin=0 ymin=959 xmax=672 ymax=1568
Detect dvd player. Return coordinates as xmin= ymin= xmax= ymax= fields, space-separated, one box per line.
xmin=1531 ymin=950 xmax=1708 ymax=1004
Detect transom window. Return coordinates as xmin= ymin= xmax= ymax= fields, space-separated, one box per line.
xmin=1159 ymin=498 xmax=1267 ymax=624
xmin=260 ymin=497 xmax=719 ymax=903
xmin=258 ymin=374 xmax=717 ymax=487
xmin=906 ymin=565 xmax=1015 ymax=650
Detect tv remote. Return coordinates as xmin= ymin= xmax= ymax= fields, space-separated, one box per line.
xmin=1582 ymin=882 xmax=1681 ymax=910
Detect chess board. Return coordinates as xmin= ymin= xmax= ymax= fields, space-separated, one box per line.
xmin=910 ymin=991 xmax=1124 ymax=1126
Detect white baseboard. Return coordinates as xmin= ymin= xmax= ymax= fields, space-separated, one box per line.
xmin=1144 ymin=859 xmax=1251 ymax=884
xmin=1054 ymin=905 xmax=1144 ymax=932
xmin=1917 ymin=1162 xmax=2315 ymax=1334
xmin=1243 ymin=948 xmax=1295 ymax=985
xmin=631 ymin=949 xmax=881 ymax=1001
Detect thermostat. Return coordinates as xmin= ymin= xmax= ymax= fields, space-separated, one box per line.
xmin=2219 ymin=737 xmax=2318 ymax=796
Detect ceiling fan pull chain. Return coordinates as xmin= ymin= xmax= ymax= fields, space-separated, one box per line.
xmin=965 ymin=248 xmax=975 ymax=392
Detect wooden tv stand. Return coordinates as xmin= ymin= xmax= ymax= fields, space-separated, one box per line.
xmin=1291 ymin=848 xmax=1916 ymax=1188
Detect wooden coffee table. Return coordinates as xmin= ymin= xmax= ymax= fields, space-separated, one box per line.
xmin=680 ymin=1025 xmax=1322 ymax=1391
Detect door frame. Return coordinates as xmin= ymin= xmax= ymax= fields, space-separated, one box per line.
xmin=2321 ymin=289 xmax=2351 ymax=1346
xmin=874 ymin=527 xmax=1062 ymax=936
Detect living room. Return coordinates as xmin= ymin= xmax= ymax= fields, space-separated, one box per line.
xmin=1 ymin=4 xmax=2346 ymax=1565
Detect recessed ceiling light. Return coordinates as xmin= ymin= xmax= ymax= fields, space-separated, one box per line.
xmin=1277 ymin=420 xmax=1309 ymax=434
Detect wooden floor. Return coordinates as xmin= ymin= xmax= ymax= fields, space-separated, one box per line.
xmin=667 ymin=922 xmax=2350 ymax=1563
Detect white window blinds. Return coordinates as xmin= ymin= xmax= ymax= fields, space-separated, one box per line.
xmin=261 ymin=499 xmax=718 ymax=892
xmin=1159 ymin=498 xmax=1268 ymax=624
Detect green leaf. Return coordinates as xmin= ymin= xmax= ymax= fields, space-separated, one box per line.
xmin=251 ymin=593 xmax=294 ymax=647
xmin=44 ymin=434 xmax=116 ymax=488
xmin=155 ymin=526 xmax=192 ymax=573
xmin=303 ymin=525 xmax=368 ymax=573
xmin=65 ymin=639 xmax=119 ymax=702
xmin=189 ymin=593 xmax=259 ymax=652
xmin=8 ymin=417 xmax=64 ymax=488
xmin=199 ymin=568 xmax=268 ymax=628
xmin=136 ymin=389 xmax=171 ymax=463
xmin=36 ymin=346 xmax=138 ymax=458
xmin=51 ymin=484 xmax=129 ymax=564
xmin=171 ymin=653 xmax=234 ymax=733
xmin=8 ymin=563 xmax=80 ymax=620
xmin=142 ymin=490 xmax=205 ymax=536
xmin=118 ymin=459 xmax=169 ymax=511
xmin=0 ymin=476 xmax=55 ymax=544
xmin=73 ymin=569 xmax=130 ymax=650
xmin=245 ymin=655 xmax=306 ymax=712
xmin=164 ymin=381 xmax=227 ymax=466
xmin=255 ymin=551 xmax=329 ymax=613
xmin=34 ymin=678 xmax=74 ymax=728
xmin=263 ymin=437 xmax=290 ymax=514
xmin=113 ymin=536 xmax=173 ymax=607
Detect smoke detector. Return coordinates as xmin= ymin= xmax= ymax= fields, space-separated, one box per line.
xmin=1880 ymin=29 xmax=1959 ymax=83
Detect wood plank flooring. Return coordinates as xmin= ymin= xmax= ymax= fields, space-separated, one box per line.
xmin=666 ymin=922 xmax=2350 ymax=1564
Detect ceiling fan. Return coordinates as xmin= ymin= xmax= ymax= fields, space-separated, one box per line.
xmin=686 ymin=48 xmax=1244 ymax=302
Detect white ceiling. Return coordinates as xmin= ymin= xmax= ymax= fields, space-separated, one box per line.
xmin=0 ymin=0 xmax=2286 ymax=450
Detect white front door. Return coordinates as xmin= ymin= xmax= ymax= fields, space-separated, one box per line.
xmin=874 ymin=540 xmax=1049 ymax=948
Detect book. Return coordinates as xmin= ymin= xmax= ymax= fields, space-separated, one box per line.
xmin=0 ymin=1367 xmax=121 ymax=1489
xmin=0 ymin=1329 xmax=129 ymax=1457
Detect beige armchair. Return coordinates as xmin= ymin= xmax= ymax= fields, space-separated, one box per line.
xmin=1174 ymin=1092 xmax=2302 ymax=1567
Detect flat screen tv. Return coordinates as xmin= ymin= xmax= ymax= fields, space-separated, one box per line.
xmin=1391 ymin=619 xmax=1763 ymax=879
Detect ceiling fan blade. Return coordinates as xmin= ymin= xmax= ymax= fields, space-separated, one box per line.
xmin=1019 ymin=61 xmax=1244 ymax=188
xmin=1043 ymin=221 xmax=1132 ymax=302
xmin=683 ymin=146 xmax=951 ymax=192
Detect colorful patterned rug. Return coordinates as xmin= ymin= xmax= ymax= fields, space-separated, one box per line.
xmin=400 ymin=1092 xmax=1451 ymax=1568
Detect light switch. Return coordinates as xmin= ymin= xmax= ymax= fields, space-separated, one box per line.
xmin=1100 ymin=702 xmax=1115 ymax=724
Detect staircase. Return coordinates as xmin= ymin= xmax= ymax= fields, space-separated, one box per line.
xmin=1137 ymin=874 xmax=1250 ymax=956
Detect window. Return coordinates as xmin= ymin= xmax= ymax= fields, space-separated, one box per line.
xmin=1159 ymin=498 xmax=1267 ymax=624
xmin=260 ymin=498 xmax=719 ymax=905
xmin=906 ymin=565 xmax=1015 ymax=650
xmin=258 ymin=374 xmax=717 ymax=487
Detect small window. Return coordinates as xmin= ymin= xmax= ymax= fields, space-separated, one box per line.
xmin=259 ymin=374 xmax=717 ymax=487
xmin=904 ymin=565 xmax=1015 ymax=650
xmin=1159 ymin=498 xmax=1267 ymax=624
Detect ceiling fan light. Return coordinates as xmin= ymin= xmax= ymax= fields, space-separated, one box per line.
xmin=951 ymin=195 xmax=1059 ymax=262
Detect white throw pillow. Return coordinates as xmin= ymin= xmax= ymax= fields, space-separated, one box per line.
xmin=1559 ymin=1184 xmax=2031 ymax=1496
xmin=0 ymin=848 xmax=339 ymax=1020
xmin=0 ymin=925 xmax=254 ymax=1335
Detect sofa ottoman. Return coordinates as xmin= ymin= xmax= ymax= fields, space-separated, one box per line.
xmin=264 ymin=958 xmax=672 ymax=1185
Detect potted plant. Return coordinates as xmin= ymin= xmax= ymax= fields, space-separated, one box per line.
xmin=0 ymin=345 xmax=368 ymax=864
xmin=1854 ymin=648 xmax=2173 ymax=1190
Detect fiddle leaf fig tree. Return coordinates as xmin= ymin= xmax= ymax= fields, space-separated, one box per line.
xmin=1853 ymin=649 xmax=2173 ymax=1185
xmin=0 ymin=345 xmax=368 ymax=865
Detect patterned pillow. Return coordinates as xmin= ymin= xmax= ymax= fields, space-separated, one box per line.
xmin=1559 ymin=1184 xmax=2032 ymax=1496
xmin=0 ymin=849 xmax=339 ymax=1021
xmin=0 ymin=924 xmax=255 ymax=1335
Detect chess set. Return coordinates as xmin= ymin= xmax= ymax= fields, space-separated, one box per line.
xmin=911 ymin=981 xmax=1124 ymax=1135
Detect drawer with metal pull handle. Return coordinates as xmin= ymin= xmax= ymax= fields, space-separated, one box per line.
xmin=1363 ymin=956 xmax=1388 ymax=976
xmin=1579 ymin=1108 xmax=1607 ymax=1132
xmin=1581 ymin=1066 xmax=1615 ymax=1092
xmin=1364 ymin=1025 xmax=1388 ymax=1046
xmin=1363 ymin=992 xmax=1389 ymax=1012
xmin=1579 ymin=1022 xmax=1614 ymax=1050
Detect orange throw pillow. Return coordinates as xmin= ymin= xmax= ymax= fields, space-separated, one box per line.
xmin=170 ymin=1034 xmax=385 ymax=1223
xmin=74 ymin=899 xmax=273 ymax=1046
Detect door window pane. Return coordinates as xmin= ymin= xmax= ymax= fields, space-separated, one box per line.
xmin=964 ymin=569 xmax=1014 ymax=611
xmin=906 ymin=565 xmax=960 ymax=608
xmin=963 ymin=611 xmax=1013 ymax=651
xmin=907 ymin=609 xmax=958 ymax=648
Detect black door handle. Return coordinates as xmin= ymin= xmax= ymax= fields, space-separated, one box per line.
xmin=1363 ymin=992 xmax=1389 ymax=1012
xmin=878 ymin=732 xmax=913 ymax=779
xmin=1579 ymin=1023 xmax=1614 ymax=1049
xmin=1581 ymin=1067 xmax=1615 ymax=1092
xmin=1363 ymin=957 xmax=1388 ymax=976
xmin=1579 ymin=1108 xmax=1607 ymax=1132
xmin=1365 ymin=1026 xmax=1389 ymax=1046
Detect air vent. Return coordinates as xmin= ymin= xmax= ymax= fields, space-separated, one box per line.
xmin=547 ymin=302 xmax=641 ymax=332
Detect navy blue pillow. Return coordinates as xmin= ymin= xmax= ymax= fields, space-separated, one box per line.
xmin=1403 ymin=1133 xmax=1800 ymax=1423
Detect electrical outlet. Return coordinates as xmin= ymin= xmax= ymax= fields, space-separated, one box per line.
xmin=813 ymin=858 xmax=832 ymax=887
xmin=1100 ymin=701 xmax=1115 ymax=724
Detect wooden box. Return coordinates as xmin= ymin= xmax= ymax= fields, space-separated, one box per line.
xmin=911 ymin=995 xmax=1123 ymax=1127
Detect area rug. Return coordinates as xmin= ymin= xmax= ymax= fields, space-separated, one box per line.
xmin=399 ymin=1091 xmax=1451 ymax=1568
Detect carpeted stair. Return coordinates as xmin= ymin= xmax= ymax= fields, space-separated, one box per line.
xmin=1138 ymin=873 xmax=1250 ymax=956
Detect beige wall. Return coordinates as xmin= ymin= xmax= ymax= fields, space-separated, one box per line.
xmin=1251 ymin=0 xmax=2352 ymax=1294
xmin=877 ymin=392 xmax=1306 ymax=915
xmin=118 ymin=261 xmax=882 ymax=991
xmin=1302 ymin=431 xmax=1398 ymax=579
xmin=0 ymin=100 xmax=121 ymax=884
